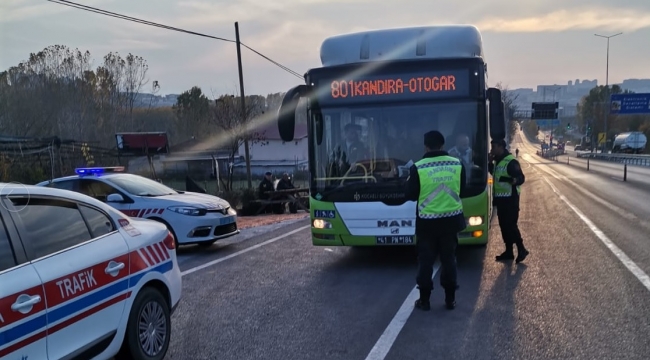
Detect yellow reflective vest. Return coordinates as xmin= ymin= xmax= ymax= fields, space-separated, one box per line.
xmin=415 ymin=156 xmax=463 ymax=219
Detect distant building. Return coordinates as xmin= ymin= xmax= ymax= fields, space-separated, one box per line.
xmin=233 ymin=122 xmax=308 ymax=176
xmin=132 ymin=93 xmax=179 ymax=108
xmin=619 ymin=79 xmax=650 ymax=93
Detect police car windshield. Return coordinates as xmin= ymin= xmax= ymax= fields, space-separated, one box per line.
xmin=108 ymin=174 xmax=178 ymax=196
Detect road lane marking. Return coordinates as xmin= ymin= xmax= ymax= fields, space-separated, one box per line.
xmin=516 ymin=132 xmax=641 ymax=223
xmin=541 ymin=176 xmax=650 ymax=293
xmin=532 ymin=163 xmax=639 ymax=222
xmin=364 ymin=263 xmax=441 ymax=360
xmin=181 ymin=225 xmax=310 ymax=277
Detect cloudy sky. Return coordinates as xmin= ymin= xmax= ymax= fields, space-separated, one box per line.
xmin=1 ymin=0 xmax=649 ymax=97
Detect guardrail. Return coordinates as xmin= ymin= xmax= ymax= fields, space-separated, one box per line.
xmin=575 ymin=152 xmax=650 ymax=167
xmin=535 ymin=149 xmax=645 ymax=181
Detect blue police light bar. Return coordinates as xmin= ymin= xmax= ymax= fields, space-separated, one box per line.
xmin=75 ymin=166 xmax=125 ymax=176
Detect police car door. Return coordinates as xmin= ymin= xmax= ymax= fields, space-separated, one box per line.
xmin=0 ymin=209 xmax=47 ymax=360
xmin=4 ymin=195 xmax=131 ymax=360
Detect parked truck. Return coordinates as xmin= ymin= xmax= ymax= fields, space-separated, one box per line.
xmin=611 ymin=131 xmax=647 ymax=154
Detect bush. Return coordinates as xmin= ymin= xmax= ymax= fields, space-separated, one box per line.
xmin=216 ymin=187 xmax=263 ymax=216
xmin=218 ymin=190 xmax=243 ymax=209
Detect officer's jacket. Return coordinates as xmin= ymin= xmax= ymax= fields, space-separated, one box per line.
xmin=488 ymin=150 xmax=525 ymax=206
xmin=406 ymin=150 xmax=467 ymax=235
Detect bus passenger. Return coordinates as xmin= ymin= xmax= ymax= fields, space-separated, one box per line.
xmin=333 ymin=123 xmax=367 ymax=173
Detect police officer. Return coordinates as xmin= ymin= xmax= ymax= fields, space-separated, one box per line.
xmin=406 ymin=130 xmax=466 ymax=311
xmin=489 ymin=139 xmax=529 ymax=263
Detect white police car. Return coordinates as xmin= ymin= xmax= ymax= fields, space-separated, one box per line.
xmin=0 ymin=182 xmax=182 ymax=360
xmin=36 ymin=167 xmax=239 ymax=247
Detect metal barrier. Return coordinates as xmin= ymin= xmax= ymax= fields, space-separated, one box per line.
xmin=575 ymin=153 xmax=650 ymax=167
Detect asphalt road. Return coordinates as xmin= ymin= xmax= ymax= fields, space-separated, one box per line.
xmin=160 ymin=130 xmax=650 ymax=360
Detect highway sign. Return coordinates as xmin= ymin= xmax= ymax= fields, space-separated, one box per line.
xmin=535 ymin=119 xmax=560 ymax=127
xmin=598 ymin=132 xmax=606 ymax=144
xmin=609 ymin=93 xmax=650 ymax=115
xmin=532 ymin=102 xmax=559 ymax=119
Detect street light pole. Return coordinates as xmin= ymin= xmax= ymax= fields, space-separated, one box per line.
xmin=594 ymin=32 xmax=622 ymax=153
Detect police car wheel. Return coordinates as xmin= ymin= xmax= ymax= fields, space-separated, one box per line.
xmin=118 ymin=287 xmax=171 ymax=360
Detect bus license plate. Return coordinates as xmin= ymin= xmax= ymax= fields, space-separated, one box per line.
xmin=376 ymin=235 xmax=414 ymax=245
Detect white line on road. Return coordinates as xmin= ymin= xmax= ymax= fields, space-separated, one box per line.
xmin=181 ymin=225 xmax=310 ymax=277
xmin=364 ymin=263 xmax=441 ymax=360
xmin=541 ymin=176 xmax=650 ymax=292
xmin=532 ymin=163 xmax=639 ymax=222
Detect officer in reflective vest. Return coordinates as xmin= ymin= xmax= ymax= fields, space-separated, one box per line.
xmin=406 ymin=130 xmax=466 ymax=311
xmin=489 ymin=139 xmax=529 ymax=263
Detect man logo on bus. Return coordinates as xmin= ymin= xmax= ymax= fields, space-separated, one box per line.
xmin=377 ymin=220 xmax=413 ymax=227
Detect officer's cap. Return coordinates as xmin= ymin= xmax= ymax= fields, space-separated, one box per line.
xmin=424 ymin=130 xmax=445 ymax=148
xmin=490 ymin=139 xmax=507 ymax=148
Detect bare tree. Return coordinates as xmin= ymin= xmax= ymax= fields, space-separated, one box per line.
xmin=123 ymin=53 xmax=149 ymax=130
xmin=210 ymin=94 xmax=268 ymax=191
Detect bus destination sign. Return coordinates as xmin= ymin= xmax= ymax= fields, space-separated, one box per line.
xmin=322 ymin=69 xmax=470 ymax=104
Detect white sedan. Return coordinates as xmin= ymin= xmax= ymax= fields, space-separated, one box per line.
xmin=0 ymin=181 xmax=182 ymax=360
xmin=36 ymin=167 xmax=240 ymax=247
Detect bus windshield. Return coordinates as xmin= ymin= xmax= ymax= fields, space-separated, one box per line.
xmin=310 ymin=100 xmax=487 ymax=201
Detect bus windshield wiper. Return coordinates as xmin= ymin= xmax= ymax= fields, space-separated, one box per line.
xmin=319 ymin=182 xmax=373 ymax=197
xmin=319 ymin=179 xmax=406 ymax=197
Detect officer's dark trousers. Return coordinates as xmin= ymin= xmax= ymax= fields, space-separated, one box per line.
xmin=416 ymin=232 xmax=458 ymax=291
xmin=496 ymin=204 xmax=525 ymax=251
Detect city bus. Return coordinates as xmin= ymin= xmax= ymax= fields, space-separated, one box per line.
xmin=275 ymin=25 xmax=507 ymax=246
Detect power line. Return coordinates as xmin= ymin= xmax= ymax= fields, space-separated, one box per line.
xmin=46 ymin=0 xmax=304 ymax=79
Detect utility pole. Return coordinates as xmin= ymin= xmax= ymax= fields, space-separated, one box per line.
xmin=594 ymin=32 xmax=622 ymax=153
xmin=235 ymin=21 xmax=253 ymax=189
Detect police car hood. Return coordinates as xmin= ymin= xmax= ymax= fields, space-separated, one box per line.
xmin=153 ymin=192 xmax=230 ymax=209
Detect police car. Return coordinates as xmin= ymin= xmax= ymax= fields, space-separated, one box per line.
xmin=36 ymin=167 xmax=240 ymax=247
xmin=0 ymin=182 xmax=182 ymax=360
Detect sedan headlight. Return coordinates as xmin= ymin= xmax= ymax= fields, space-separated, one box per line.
xmin=167 ymin=206 xmax=207 ymax=216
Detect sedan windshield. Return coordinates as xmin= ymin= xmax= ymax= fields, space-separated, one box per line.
xmin=108 ymin=174 xmax=178 ymax=196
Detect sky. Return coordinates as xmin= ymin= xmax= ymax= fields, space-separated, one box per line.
xmin=1 ymin=0 xmax=650 ymax=98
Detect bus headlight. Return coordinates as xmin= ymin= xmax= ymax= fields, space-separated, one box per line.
xmin=313 ymin=219 xmax=332 ymax=229
xmin=467 ymin=216 xmax=483 ymax=226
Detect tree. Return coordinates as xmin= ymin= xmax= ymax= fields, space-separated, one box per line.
xmin=173 ymin=86 xmax=211 ymax=137
xmin=123 ymin=53 xmax=149 ymax=130
xmin=211 ymin=94 xmax=268 ymax=191
xmin=494 ymin=82 xmax=520 ymax=144
xmin=0 ymin=44 xmax=157 ymax=181
xmin=577 ymin=85 xmax=624 ymax=136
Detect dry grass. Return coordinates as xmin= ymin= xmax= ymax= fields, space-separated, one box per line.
xmin=237 ymin=212 xmax=309 ymax=230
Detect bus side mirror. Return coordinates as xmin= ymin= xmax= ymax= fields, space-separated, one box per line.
xmin=487 ymin=87 xmax=505 ymax=140
xmin=277 ymin=85 xmax=310 ymax=142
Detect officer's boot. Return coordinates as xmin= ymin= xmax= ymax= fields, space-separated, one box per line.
xmin=496 ymin=243 xmax=515 ymax=261
xmin=414 ymin=286 xmax=431 ymax=311
xmin=444 ymin=285 xmax=458 ymax=310
xmin=515 ymin=242 xmax=529 ymax=263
